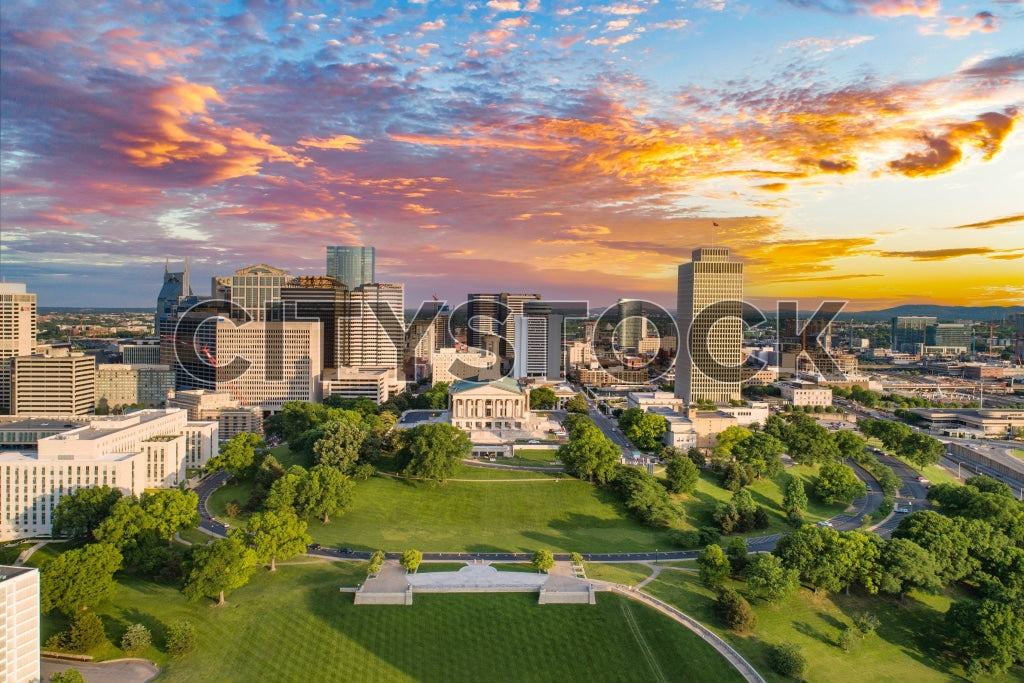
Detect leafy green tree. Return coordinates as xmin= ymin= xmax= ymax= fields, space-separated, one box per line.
xmin=93 ymin=496 xmax=150 ymax=549
xmin=264 ymin=465 xmax=308 ymax=514
xmin=712 ymin=426 xmax=752 ymax=460
xmin=892 ymin=510 xmax=972 ymax=583
xmin=141 ymin=489 xmax=200 ymax=545
xmin=298 ymin=464 xmax=355 ymax=524
xmin=121 ymin=623 xmax=151 ymax=655
xmin=782 ymin=413 xmax=839 ymax=465
xmin=664 ymin=453 xmax=699 ymax=494
xmin=529 ymin=386 xmax=558 ymax=410
xmin=400 ymin=549 xmax=423 ymax=573
xmin=698 ymin=544 xmax=730 ymax=587
xmin=618 ymin=407 xmax=667 ymax=452
xmin=165 ymin=620 xmax=197 ymax=657
xmin=746 ymin=553 xmax=799 ymax=603
xmin=243 ymin=509 xmax=310 ymax=571
xmin=40 ymin=543 xmax=123 ymax=616
xmin=531 ymin=549 xmax=555 ymax=573
xmin=183 ymin=536 xmax=257 ymax=606
xmin=68 ymin=612 xmax=106 ymax=651
xmin=831 ymin=430 xmax=867 ymax=462
xmin=946 ymin=599 xmax=1024 ymax=677
xmin=814 ymin=461 xmax=866 ymax=504
xmin=714 ymin=587 xmax=757 ymax=632
xmin=557 ymin=422 xmax=620 ymax=484
xmin=423 ymin=382 xmax=450 ymax=409
xmin=964 ymin=475 xmax=1015 ymax=499
xmin=312 ymin=419 xmax=366 ymax=472
xmin=51 ymin=485 xmax=123 ymax=542
xmin=767 ymin=643 xmax=806 ymax=678
xmin=782 ymin=475 xmax=809 ymax=515
xmin=367 ymin=550 xmax=386 ymax=575
xmin=395 ymin=423 xmax=472 ymax=483
xmin=878 ymin=537 xmax=942 ymax=600
xmin=208 ymin=432 xmax=264 ymax=477
xmin=564 ymin=393 xmax=589 ymax=414
xmin=726 ymin=536 xmax=748 ymax=576
xmin=732 ymin=432 xmax=785 ymax=479
xmin=613 ymin=466 xmax=681 ymax=527
xmin=51 ymin=669 xmax=86 ymax=683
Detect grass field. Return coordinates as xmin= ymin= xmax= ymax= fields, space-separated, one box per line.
xmin=177 ymin=527 xmax=214 ymax=546
xmin=643 ymin=568 xmax=1022 ymax=683
xmin=36 ymin=561 xmax=744 ymax=683
xmin=210 ymin=474 xmax=674 ymax=553
xmin=501 ymin=448 xmax=564 ymax=467
xmin=0 ymin=541 xmax=34 ymax=564
xmin=585 ymin=562 xmax=653 ymax=586
xmin=446 ymin=464 xmax=562 ymax=480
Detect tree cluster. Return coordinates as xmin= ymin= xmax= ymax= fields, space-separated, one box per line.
xmin=859 ymin=418 xmax=944 ymax=468
xmin=612 ymin=466 xmax=682 ymax=528
xmin=557 ymin=415 xmax=619 ymax=484
xmin=617 ymin=407 xmax=667 ymax=452
xmin=394 ymin=422 xmax=473 ymax=484
xmin=712 ymin=488 xmax=769 ymax=534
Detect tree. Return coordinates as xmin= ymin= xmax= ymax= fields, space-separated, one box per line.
xmin=782 ymin=475 xmax=809 ymax=515
xmin=782 ymin=414 xmax=840 ymax=465
xmin=746 ymin=553 xmax=799 ymax=603
xmin=423 ymin=381 xmax=450 ymax=409
xmin=530 ymin=386 xmax=558 ymax=410
xmin=40 ymin=543 xmax=123 ymax=616
xmin=618 ymin=407 xmax=667 ymax=452
xmin=165 ymin=620 xmax=197 ymax=657
xmin=51 ymin=669 xmax=86 ymax=683
xmin=68 ymin=612 xmax=105 ymax=651
xmin=892 ymin=510 xmax=971 ymax=583
xmin=141 ymin=489 xmax=200 ymax=545
xmin=93 ymin=496 xmax=151 ymax=549
xmin=400 ymin=549 xmax=423 ymax=573
xmin=367 ymin=550 xmax=386 ymax=575
xmin=767 ymin=643 xmax=806 ymax=678
xmin=732 ymin=432 xmax=785 ymax=479
xmin=243 ymin=509 xmax=310 ymax=571
xmin=51 ymin=485 xmax=123 ymax=542
xmin=664 ymin=453 xmax=699 ymax=494
xmin=396 ymin=423 xmax=472 ymax=483
xmin=208 ymin=432 xmax=264 ymax=477
xmin=557 ymin=422 xmax=620 ymax=484
xmin=183 ymin=536 xmax=257 ymax=606
xmin=878 ymin=537 xmax=942 ymax=600
xmin=714 ymin=587 xmax=757 ymax=632
xmin=564 ymin=393 xmax=589 ymax=414
xmin=531 ymin=549 xmax=555 ymax=573
xmin=698 ymin=544 xmax=730 ymax=587
xmin=298 ymin=464 xmax=355 ymax=524
xmin=121 ymin=623 xmax=151 ymax=655
xmin=898 ymin=432 xmax=944 ymax=469
xmin=312 ymin=419 xmax=366 ymax=472
xmin=946 ymin=599 xmax=1024 ymax=677
xmin=814 ymin=461 xmax=865 ymax=505
xmin=831 ymin=430 xmax=867 ymax=462
xmin=711 ymin=426 xmax=751 ymax=460
xmin=264 ymin=465 xmax=308 ymax=514
xmin=726 ymin=536 xmax=748 ymax=576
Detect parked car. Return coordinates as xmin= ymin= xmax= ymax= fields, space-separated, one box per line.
xmin=308 ymin=543 xmax=322 ymax=551
xmin=341 ymin=547 xmax=354 ymax=554
xmin=816 ymin=520 xmax=834 ymax=528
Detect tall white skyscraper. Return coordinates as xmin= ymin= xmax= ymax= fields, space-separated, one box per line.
xmin=229 ymin=264 xmax=289 ymax=322
xmin=0 ymin=283 xmax=36 ymax=414
xmin=675 ymin=247 xmax=743 ymax=406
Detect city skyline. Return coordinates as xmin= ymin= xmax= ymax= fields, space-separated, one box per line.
xmin=2 ymin=0 xmax=1023 ymax=309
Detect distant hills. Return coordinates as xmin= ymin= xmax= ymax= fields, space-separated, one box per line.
xmin=843 ymin=305 xmax=1023 ymax=323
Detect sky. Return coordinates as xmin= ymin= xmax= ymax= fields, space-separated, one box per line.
xmin=1 ymin=0 xmax=1023 ymax=312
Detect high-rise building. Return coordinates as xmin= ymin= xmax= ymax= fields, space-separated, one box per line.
xmin=0 ymin=565 xmax=39 ymax=683
xmin=512 ymin=302 xmax=566 ymax=380
xmin=120 ymin=340 xmax=161 ymax=365
xmin=339 ymin=283 xmax=404 ymax=371
xmin=161 ymin=296 xmax=227 ymax=392
xmin=675 ymin=247 xmax=743 ymax=406
xmin=617 ymin=299 xmax=644 ymax=351
xmin=926 ymin=323 xmax=972 ymax=349
xmin=95 ymin=364 xmax=175 ymax=411
xmin=277 ymin=276 xmax=348 ymax=370
xmin=465 ymin=292 xmax=541 ymax=364
xmin=11 ymin=348 xmax=96 ymax=416
xmin=326 ymin=246 xmax=375 ymax=290
xmin=0 ymin=283 xmax=36 ymax=414
xmin=229 ymin=264 xmax=289 ymax=322
xmin=891 ymin=316 xmax=936 ymax=352
xmin=155 ymin=259 xmax=192 ymax=336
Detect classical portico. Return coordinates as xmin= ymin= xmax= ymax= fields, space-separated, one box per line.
xmin=449 ymin=377 xmax=530 ymax=431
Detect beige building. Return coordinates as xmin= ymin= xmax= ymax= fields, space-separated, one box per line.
xmin=120 ymin=340 xmax=161 ymax=365
xmin=449 ymin=378 xmax=530 ymax=432
xmin=322 ymin=368 xmax=396 ymax=404
xmin=339 ymin=282 xmax=404 ymax=372
xmin=719 ymin=402 xmax=770 ymax=428
xmin=96 ymin=363 xmax=175 ymax=410
xmin=675 ymin=247 xmax=743 ymax=406
xmin=430 ymin=347 xmax=501 ymax=385
xmin=1 ymin=409 xmax=217 ymax=540
xmin=215 ymin=320 xmax=322 ymax=413
xmin=0 ymin=565 xmax=39 ymax=683
xmin=689 ymin=410 xmax=740 ymax=450
xmin=780 ymin=382 xmax=834 ymax=407
xmin=167 ymin=390 xmax=263 ymax=440
xmin=627 ymin=391 xmax=683 ymax=412
xmin=229 ymin=263 xmax=289 ymax=322
xmin=11 ymin=348 xmax=95 ymax=416
xmin=0 ymin=284 xmax=37 ymax=415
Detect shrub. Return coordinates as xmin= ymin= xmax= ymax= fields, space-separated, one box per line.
xmin=121 ymin=623 xmax=152 ymax=655
xmin=225 ymin=500 xmax=243 ymax=518
xmin=714 ymin=587 xmax=757 ymax=632
xmin=531 ymin=549 xmax=555 ymax=573
xmin=768 ymin=643 xmax=806 ymax=678
xmin=668 ymin=529 xmax=700 ymax=548
xmin=68 ymin=612 xmax=105 ymax=652
xmin=165 ymin=620 xmax=197 ymax=657
xmin=853 ymin=612 xmax=880 ymax=637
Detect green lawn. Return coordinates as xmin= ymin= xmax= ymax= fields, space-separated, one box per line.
xmin=502 ymin=448 xmax=564 ymax=467
xmin=680 ymin=467 xmax=847 ymax=535
xmin=643 ymin=568 xmax=1022 ymax=683
xmin=585 ymin=562 xmax=653 ymax=586
xmin=0 ymin=541 xmax=34 ymax=564
xmin=177 ymin=527 xmax=214 ymax=546
xmin=447 ymin=464 xmax=562 ymax=480
xmin=211 ymin=474 xmax=676 ymax=553
xmin=39 ymin=562 xmax=744 ymax=683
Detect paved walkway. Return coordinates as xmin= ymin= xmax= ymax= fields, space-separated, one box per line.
xmin=40 ymin=657 xmax=160 ymax=683
xmin=12 ymin=538 xmax=66 ymax=566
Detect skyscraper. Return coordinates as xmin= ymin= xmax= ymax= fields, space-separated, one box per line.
xmin=229 ymin=264 xmax=289 ymax=322
xmin=326 ymin=246 xmax=375 ymax=290
xmin=0 ymin=283 xmax=36 ymax=413
xmin=617 ymin=299 xmax=644 ymax=351
xmin=892 ymin=316 xmax=937 ymax=352
xmin=512 ymin=301 xmax=566 ymax=380
xmin=675 ymin=247 xmax=743 ymax=406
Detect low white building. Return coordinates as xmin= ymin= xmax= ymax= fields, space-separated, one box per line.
xmin=648 ymin=407 xmax=697 ymax=451
xmin=626 ymin=391 xmax=683 ymax=412
xmin=0 ymin=565 xmax=39 ymax=683
xmin=321 ymin=367 xmax=397 ymax=404
xmin=780 ymin=382 xmax=833 ymax=407
xmin=0 ymin=409 xmax=217 ymax=540
xmin=430 ymin=347 xmax=500 ymax=385
xmin=719 ymin=401 xmax=770 ymax=428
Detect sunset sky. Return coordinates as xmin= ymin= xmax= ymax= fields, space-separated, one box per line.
xmin=2 ymin=0 xmax=1022 ymax=311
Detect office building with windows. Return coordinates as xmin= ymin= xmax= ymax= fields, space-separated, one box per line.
xmin=0 ymin=284 xmax=36 ymax=415
xmin=11 ymin=349 xmax=95 ymax=416
xmin=326 ymin=246 xmax=375 ymax=290
xmin=0 ymin=565 xmax=39 ymax=683
xmin=675 ymin=247 xmax=743 ymax=406
xmin=229 ymin=264 xmax=289 ymax=322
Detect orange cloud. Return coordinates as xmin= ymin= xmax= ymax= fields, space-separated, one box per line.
xmin=941 ymin=12 xmax=999 ymax=38
xmin=878 ymin=247 xmax=994 ymax=260
xmin=755 ymin=182 xmax=788 ymax=192
xmin=947 ymin=214 xmax=1024 ymax=231
xmin=888 ymin=112 xmax=1016 ymax=177
xmin=861 ymin=0 xmax=939 ymax=18
xmin=297 ymin=135 xmax=365 ymax=151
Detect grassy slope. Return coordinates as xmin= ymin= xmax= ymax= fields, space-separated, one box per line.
xmin=37 ymin=561 xmax=743 ymax=683
xmin=643 ymin=569 xmax=1022 ymax=683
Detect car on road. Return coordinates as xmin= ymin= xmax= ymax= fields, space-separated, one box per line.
xmin=341 ymin=547 xmax=354 ymax=554
xmin=308 ymin=543 xmax=322 ymax=551
xmin=816 ymin=520 xmax=833 ymax=528
xmin=528 ymin=440 xmax=540 ymax=444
